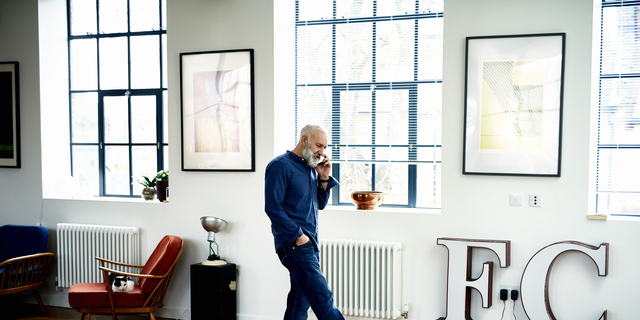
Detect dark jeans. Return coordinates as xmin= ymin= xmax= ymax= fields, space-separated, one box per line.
xmin=277 ymin=241 xmax=345 ymax=320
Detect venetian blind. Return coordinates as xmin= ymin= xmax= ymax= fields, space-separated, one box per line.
xmin=598 ymin=1 xmax=640 ymax=215
xmin=294 ymin=0 xmax=443 ymax=166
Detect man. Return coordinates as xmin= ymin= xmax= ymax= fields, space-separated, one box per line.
xmin=264 ymin=124 xmax=344 ymax=320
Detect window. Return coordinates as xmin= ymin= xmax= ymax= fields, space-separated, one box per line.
xmin=597 ymin=1 xmax=640 ymax=216
xmin=68 ymin=0 xmax=168 ymax=197
xmin=294 ymin=0 xmax=443 ymax=208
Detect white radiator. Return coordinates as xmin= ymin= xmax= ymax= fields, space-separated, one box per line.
xmin=56 ymin=223 xmax=140 ymax=288
xmin=319 ymin=239 xmax=403 ymax=319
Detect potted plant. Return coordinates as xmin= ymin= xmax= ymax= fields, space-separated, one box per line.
xmin=134 ymin=175 xmax=157 ymax=201
xmin=155 ymin=170 xmax=169 ymax=202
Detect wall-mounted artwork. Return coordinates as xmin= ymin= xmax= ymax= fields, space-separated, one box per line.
xmin=0 ymin=62 xmax=20 ymax=168
xmin=463 ymin=34 xmax=565 ymax=176
xmin=180 ymin=49 xmax=255 ymax=171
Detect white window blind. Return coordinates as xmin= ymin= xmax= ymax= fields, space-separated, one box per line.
xmin=295 ymin=0 xmax=443 ymax=208
xmin=598 ymin=1 xmax=640 ymax=216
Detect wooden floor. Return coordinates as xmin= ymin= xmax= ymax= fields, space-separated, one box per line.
xmin=0 ymin=297 xmax=172 ymax=320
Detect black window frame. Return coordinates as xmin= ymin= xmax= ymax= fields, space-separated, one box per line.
xmin=67 ymin=0 xmax=168 ymax=198
xmin=294 ymin=0 xmax=443 ymax=209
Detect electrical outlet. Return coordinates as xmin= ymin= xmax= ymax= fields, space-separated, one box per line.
xmin=510 ymin=194 xmax=522 ymax=206
xmin=500 ymin=285 xmax=520 ymax=299
xmin=529 ymin=194 xmax=542 ymax=207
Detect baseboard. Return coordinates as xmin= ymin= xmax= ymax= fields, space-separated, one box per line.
xmin=33 ymin=292 xmax=282 ymax=320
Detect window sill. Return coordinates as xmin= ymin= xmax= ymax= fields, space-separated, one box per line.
xmin=43 ymin=195 xmax=168 ymax=204
xmin=324 ymin=205 xmax=440 ymax=215
xmin=588 ymin=214 xmax=640 ymax=222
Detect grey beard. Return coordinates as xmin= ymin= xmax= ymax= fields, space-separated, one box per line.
xmin=303 ymin=143 xmax=321 ymax=167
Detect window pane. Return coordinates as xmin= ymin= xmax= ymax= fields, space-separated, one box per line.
xmin=296 ymin=86 xmax=333 ymax=133
xmin=99 ymin=0 xmax=128 ymax=34
xmin=377 ymin=21 xmax=415 ymax=82
xmin=599 ymin=78 xmax=640 ymax=145
xmin=417 ymin=83 xmax=442 ymax=145
xmin=100 ymin=37 xmax=129 ymax=90
xmin=601 ymin=6 xmax=640 ymax=75
xmin=71 ymin=93 xmax=98 ymax=143
xmin=340 ymin=91 xmax=372 ymax=145
xmin=596 ymin=193 xmax=640 ymax=215
xmin=378 ymin=0 xmax=417 ymax=16
xmin=70 ymin=39 xmax=98 ymax=90
xmin=161 ymin=0 xmax=167 ymax=29
xmin=336 ymin=23 xmax=373 ymax=83
xmin=131 ymin=95 xmax=157 ymax=143
xmin=376 ymin=147 xmax=408 ymax=161
xmin=417 ymin=146 xmax=441 ymax=162
xmin=417 ymin=163 xmax=441 ymax=208
xmin=162 ymin=34 xmax=168 ymax=88
xmin=339 ymin=163 xmax=372 ymax=203
xmin=336 ymin=0 xmax=373 ymax=19
xmin=597 ymin=149 xmax=640 ymax=192
xmin=131 ymin=35 xmax=160 ymax=89
xmin=163 ymin=90 xmax=168 ymax=143
xmin=72 ymin=145 xmax=99 ymax=196
xmin=70 ymin=0 xmax=97 ymax=35
xmin=419 ymin=0 xmax=444 ymax=13
xmin=342 ymin=146 xmax=372 ymax=161
xmin=104 ymin=96 xmax=129 ymax=143
xmin=376 ymin=90 xmax=408 ymax=145
xmin=105 ymin=146 xmax=130 ymax=195
xmin=297 ymin=25 xmax=332 ymax=84
xmin=375 ymin=163 xmax=408 ymax=205
xmin=418 ymin=18 xmax=443 ymax=80
xmin=299 ymin=0 xmax=333 ymax=21
xmin=130 ymin=0 xmax=160 ymax=32
xmin=132 ymin=146 xmax=157 ymax=193
xmin=163 ymin=145 xmax=169 ymax=171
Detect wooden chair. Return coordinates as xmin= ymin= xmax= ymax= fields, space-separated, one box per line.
xmin=0 ymin=225 xmax=54 ymax=309
xmin=68 ymin=235 xmax=184 ymax=320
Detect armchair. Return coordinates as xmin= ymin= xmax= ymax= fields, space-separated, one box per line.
xmin=68 ymin=235 xmax=183 ymax=320
xmin=0 ymin=224 xmax=54 ymax=309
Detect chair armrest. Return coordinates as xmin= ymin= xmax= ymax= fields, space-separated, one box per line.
xmin=98 ymin=266 xmax=164 ymax=279
xmin=0 ymin=252 xmax=54 ymax=292
xmin=0 ymin=252 xmax=54 ymax=268
xmin=95 ymin=257 xmax=144 ymax=269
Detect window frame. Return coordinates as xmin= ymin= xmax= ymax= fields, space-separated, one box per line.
xmin=294 ymin=0 xmax=443 ymax=209
xmin=67 ymin=0 xmax=168 ymax=198
xmin=596 ymin=0 xmax=640 ymax=217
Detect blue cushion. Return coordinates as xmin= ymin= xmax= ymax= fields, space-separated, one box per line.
xmin=0 ymin=225 xmax=49 ymax=262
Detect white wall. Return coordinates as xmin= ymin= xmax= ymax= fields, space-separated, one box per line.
xmin=0 ymin=0 xmax=638 ymax=319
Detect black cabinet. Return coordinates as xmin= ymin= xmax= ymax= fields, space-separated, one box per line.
xmin=190 ymin=263 xmax=237 ymax=320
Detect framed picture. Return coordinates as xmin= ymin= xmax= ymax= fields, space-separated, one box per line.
xmin=0 ymin=62 xmax=20 ymax=169
xmin=180 ymin=49 xmax=255 ymax=171
xmin=463 ymin=33 xmax=565 ymax=176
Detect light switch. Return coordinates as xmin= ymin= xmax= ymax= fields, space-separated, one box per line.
xmin=510 ymin=194 xmax=522 ymax=206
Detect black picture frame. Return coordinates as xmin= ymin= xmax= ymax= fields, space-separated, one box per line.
xmin=179 ymin=49 xmax=255 ymax=171
xmin=463 ymin=33 xmax=565 ymax=176
xmin=0 ymin=61 xmax=20 ymax=168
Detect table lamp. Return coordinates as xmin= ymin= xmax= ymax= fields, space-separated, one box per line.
xmin=200 ymin=216 xmax=228 ymax=266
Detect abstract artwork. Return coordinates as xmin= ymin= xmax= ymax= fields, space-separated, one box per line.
xmin=463 ymin=34 xmax=565 ymax=176
xmin=180 ymin=49 xmax=255 ymax=171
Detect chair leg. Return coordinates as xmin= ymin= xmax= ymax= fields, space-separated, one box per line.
xmin=149 ymin=313 xmax=156 ymax=320
xmin=33 ymin=289 xmax=45 ymax=310
xmin=80 ymin=313 xmax=90 ymax=320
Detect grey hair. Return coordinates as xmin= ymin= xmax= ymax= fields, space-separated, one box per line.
xmin=299 ymin=124 xmax=327 ymax=142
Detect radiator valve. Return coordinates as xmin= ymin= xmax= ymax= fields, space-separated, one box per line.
xmin=401 ymin=302 xmax=410 ymax=319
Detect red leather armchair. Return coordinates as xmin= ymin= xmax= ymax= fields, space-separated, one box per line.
xmin=68 ymin=235 xmax=183 ymax=320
